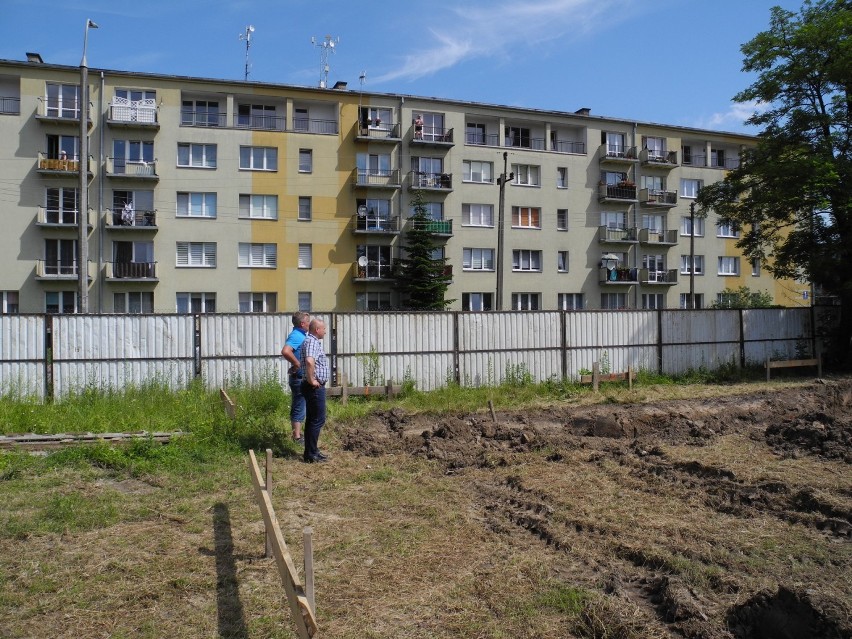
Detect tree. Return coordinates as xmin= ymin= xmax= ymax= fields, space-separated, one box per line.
xmin=394 ymin=190 xmax=454 ymax=310
xmin=696 ymin=0 xmax=852 ymax=366
xmin=711 ymin=286 xmax=775 ymax=309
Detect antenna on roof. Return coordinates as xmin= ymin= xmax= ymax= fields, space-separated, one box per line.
xmin=239 ymin=25 xmax=255 ymax=81
xmin=311 ymin=34 xmax=339 ymax=88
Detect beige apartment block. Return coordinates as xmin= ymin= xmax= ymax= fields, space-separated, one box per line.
xmin=0 ymin=56 xmax=805 ymax=315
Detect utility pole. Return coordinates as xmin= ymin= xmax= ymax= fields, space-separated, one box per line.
xmin=495 ymin=151 xmax=514 ymax=311
xmin=78 ymin=18 xmax=97 ymax=313
xmin=689 ymin=201 xmax=696 ymax=309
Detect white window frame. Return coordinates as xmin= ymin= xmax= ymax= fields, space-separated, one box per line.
xmin=558 ymin=293 xmax=583 ymax=310
xmin=512 ymin=164 xmax=541 ymax=186
xmin=177 ymin=143 xmax=216 ymax=168
xmin=511 ymin=293 xmax=540 ymax=310
xmin=751 ymin=258 xmax=761 ymax=277
xmin=298 ymin=197 xmax=312 ymax=221
xmin=356 ymin=291 xmax=392 ymax=311
xmin=680 ymin=178 xmax=702 ymax=198
xmin=642 ymin=293 xmax=665 ymax=310
xmin=601 ymin=293 xmax=628 ymax=310
xmin=238 ymin=243 xmax=277 ymax=268
xmin=1 ymin=291 xmax=20 ymax=314
xmin=299 ymin=148 xmax=312 ymax=173
xmin=679 ymin=255 xmax=704 ymax=275
xmin=717 ymin=220 xmax=740 ymax=238
xmin=512 ymin=249 xmax=542 ymax=272
xmin=462 ymin=248 xmax=494 ymax=271
xmin=239 ymin=194 xmax=278 ymax=220
xmin=176 ymin=241 xmax=216 ymax=268
xmin=462 ymin=292 xmax=493 ymax=311
xmin=45 ymin=291 xmax=77 ymax=314
xmin=512 ymin=206 xmax=541 ymax=229
xmin=239 ymin=146 xmax=278 ymax=171
xmin=557 ymin=251 xmax=569 ymax=272
xmin=298 ymin=244 xmax=312 ymax=269
xmin=462 ymin=203 xmax=493 ymax=227
xmin=718 ymin=256 xmax=740 ymax=276
xmin=238 ymin=292 xmax=277 ymax=313
xmin=556 ymin=167 xmax=567 ymax=188
xmin=177 ymin=192 xmax=217 ymax=218
xmin=681 ymin=216 xmax=705 ymax=237
xmin=113 ymin=291 xmax=154 ymax=314
xmin=462 ymin=160 xmax=493 ymax=183
xmin=680 ymin=293 xmax=704 ymax=309
xmin=298 ymin=292 xmax=312 ymax=312
xmin=176 ymin=292 xmax=216 ymax=313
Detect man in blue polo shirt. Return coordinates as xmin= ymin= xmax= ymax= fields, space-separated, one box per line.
xmin=280 ymin=311 xmax=310 ymax=444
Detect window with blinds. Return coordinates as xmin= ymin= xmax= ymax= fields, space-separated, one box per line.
xmin=176 ymin=241 xmax=216 ymax=267
xmin=238 ymin=243 xmax=277 ymax=268
xmin=298 ymin=244 xmax=312 ymax=269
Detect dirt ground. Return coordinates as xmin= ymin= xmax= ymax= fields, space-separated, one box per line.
xmin=2 ymin=379 xmax=851 ymax=638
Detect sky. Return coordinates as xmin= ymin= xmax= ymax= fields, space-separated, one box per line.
xmin=0 ymin=0 xmax=807 ymax=134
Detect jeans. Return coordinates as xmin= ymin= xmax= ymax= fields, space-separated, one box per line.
xmin=288 ymin=375 xmax=305 ymax=423
xmin=302 ymin=383 xmax=326 ymax=460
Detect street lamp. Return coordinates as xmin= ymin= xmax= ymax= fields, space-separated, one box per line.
xmin=495 ymin=151 xmax=514 ymax=310
xmin=78 ymin=18 xmax=98 ymax=313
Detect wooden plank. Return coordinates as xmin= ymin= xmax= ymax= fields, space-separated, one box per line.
xmin=247 ymin=451 xmax=318 ymax=638
xmin=265 ymin=449 xmax=273 ymax=560
xmin=0 ymin=431 xmax=183 ymax=450
xmin=766 ymin=358 xmax=819 ymax=369
xmin=304 ymin=527 xmax=315 ymax=616
xmin=326 ymin=385 xmax=402 ymax=397
xmin=220 ymin=388 xmax=236 ymax=419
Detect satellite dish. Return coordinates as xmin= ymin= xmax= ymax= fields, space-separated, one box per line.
xmin=357 ymin=205 xmax=367 ymax=216
xmin=358 ymin=256 xmax=368 ymax=267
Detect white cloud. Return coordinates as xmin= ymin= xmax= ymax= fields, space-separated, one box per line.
xmin=695 ymin=100 xmax=770 ymax=131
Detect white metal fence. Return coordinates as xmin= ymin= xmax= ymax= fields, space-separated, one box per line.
xmin=0 ymin=308 xmax=828 ymax=400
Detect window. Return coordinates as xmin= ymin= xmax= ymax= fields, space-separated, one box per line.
xmin=462 ymin=292 xmax=493 ymax=311
xmin=113 ymin=240 xmax=154 ymax=271
xmin=680 ymin=293 xmax=704 ymax=309
xmin=681 ymin=145 xmax=693 ymax=165
xmin=717 ymin=220 xmax=740 ymax=238
xmin=751 ymin=258 xmax=761 ymax=276
xmin=512 ymin=250 xmax=542 ymax=272
xmin=299 ymin=149 xmax=312 ymax=173
xmin=298 ymin=197 xmax=312 ymax=221
xmin=45 ymin=134 xmax=79 ymax=161
xmin=604 ymin=131 xmax=625 ymax=156
xmin=357 ymin=245 xmax=393 ymax=278
xmin=1 ymin=291 xmax=19 ymax=314
xmin=711 ymin=148 xmax=725 ymax=168
xmin=680 ymin=255 xmax=704 ymax=275
xmin=357 ymin=198 xmax=392 ymax=229
xmin=238 ymin=243 xmax=277 ymax=268
xmin=238 ymin=292 xmax=277 ymax=313
xmin=45 ymin=187 xmax=79 ymax=224
xmin=558 ymin=293 xmax=583 ymax=310
xmin=680 ymin=178 xmax=702 ymax=198
xmin=177 ymin=143 xmax=216 ymax=168
xmin=298 ymin=292 xmax=312 ymax=312
xmin=506 ymin=127 xmax=531 ymax=148
xmin=642 ymin=294 xmax=665 ymax=310
xmin=239 ymin=146 xmax=278 ymax=171
xmin=600 ymin=211 xmax=628 ymax=229
xmin=357 ymin=152 xmax=392 ymax=179
xmin=512 ymin=164 xmax=540 ymax=186
xmin=45 ymin=291 xmax=77 ymax=314
xmin=239 ymin=195 xmax=278 ymax=220
xmin=181 ymin=99 xmax=220 ymax=127
xmin=601 ymin=293 xmax=628 ymax=310
xmin=176 ymin=242 xmax=216 ymax=268
xmin=512 ymin=207 xmax=541 ymax=229
xmin=412 ymin=201 xmax=443 ymax=221
xmin=45 ymin=83 xmax=79 ymax=118
xmin=177 ymin=192 xmax=217 ymax=218
xmin=237 ymin=103 xmax=277 ymax=129
xmin=601 ymin=170 xmax=628 ymax=185
xmin=462 ymin=248 xmax=494 ymax=271
xmin=462 ymin=160 xmax=493 ymax=183
xmin=462 ymin=204 xmax=493 ymax=227
xmin=44 ymin=239 xmax=77 ymax=275
xmin=641 ymin=214 xmax=665 ymax=233
xmin=419 ymin=112 xmax=446 ymax=142
xmin=411 ymin=156 xmax=444 ymax=186
xmin=356 ymin=292 xmax=393 ymax=310
xmin=298 ymin=244 xmax=312 ymax=269
xmin=643 ymin=136 xmax=666 ymax=161
xmin=718 ymin=256 xmax=740 ymax=275
xmin=176 ymin=292 xmax=216 ymax=313
xmin=465 ymin=122 xmax=486 ymax=145
xmin=681 ymin=216 xmax=705 ymax=236
xmin=557 ymin=167 xmax=567 ymax=188
xmin=557 ymin=251 xmax=569 ymax=272
xmin=642 ymin=254 xmax=665 ymax=272
xmin=641 ymin=175 xmax=665 ymax=192
xmin=511 ymin=293 xmax=540 ymax=310
xmin=114 ymin=292 xmax=154 ymax=314
xmin=112 ymin=140 xmax=153 ymax=174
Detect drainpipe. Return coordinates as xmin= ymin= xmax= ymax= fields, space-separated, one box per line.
xmin=632 ymin=121 xmax=638 ymax=310
xmin=97 ymin=71 xmax=105 ymax=312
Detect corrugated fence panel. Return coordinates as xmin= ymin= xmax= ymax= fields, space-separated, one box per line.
xmin=52 ymin=315 xmax=195 ymax=397
xmin=661 ymin=310 xmax=741 ymax=374
xmin=335 ymin=313 xmax=454 ymax=391
xmin=0 ymin=315 xmax=45 ymax=399
xmin=565 ymin=311 xmax=657 ymax=379
xmin=743 ymin=308 xmax=812 ymax=364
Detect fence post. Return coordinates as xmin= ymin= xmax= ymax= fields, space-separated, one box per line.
xmin=453 ymin=311 xmax=461 ymax=385
xmin=592 ymin=361 xmax=600 ymax=392
xmin=560 ymin=310 xmax=568 ymax=382
xmin=739 ymin=309 xmax=746 ymax=369
xmin=44 ymin=314 xmax=54 ymax=402
xmin=657 ymin=309 xmax=664 ymax=375
xmin=340 ymin=372 xmax=349 ymax=405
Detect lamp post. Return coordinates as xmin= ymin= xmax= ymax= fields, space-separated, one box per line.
xmin=495 ymin=151 xmax=513 ymax=310
xmin=78 ymin=18 xmax=97 ymax=313
xmin=689 ymin=201 xmax=696 ymax=310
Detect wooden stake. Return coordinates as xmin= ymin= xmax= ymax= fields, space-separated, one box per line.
xmin=265 ymin=448 xmax=273 ymax=559
xmin=488 ymin=399 xmax=497 ymax=423
xmin=341 ymin=373 xmax=349 ymax=405
xmin=592 ymin=361 xmax=600 ymax=392
xmin=303 ymin=527 xmax=315 ymax=616
xmin=220 ymin=388 xmax=236 ymax=420
xmin=628 ymin=365 xmax=634 ymax=390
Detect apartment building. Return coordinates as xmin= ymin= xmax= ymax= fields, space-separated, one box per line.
xmin=0 ymin=55 xmax=804 ymax=314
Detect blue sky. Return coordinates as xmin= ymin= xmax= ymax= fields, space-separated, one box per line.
xmin=0 ymin=0 xmax=806 ymax=133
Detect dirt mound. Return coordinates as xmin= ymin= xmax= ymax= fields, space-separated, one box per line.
xmin=764 ymin=412 xmax=852 ymax=462
xmin=727 ymin=586 xmax=852 ymax=639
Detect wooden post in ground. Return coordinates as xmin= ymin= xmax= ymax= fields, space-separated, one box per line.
xmin=817 ymin=352 xmax=823 ymax=378
xmin=220 ymin=388 xmax=236 ymax=419
xmin=628 ymin=365 xmax=634 ymax=390
xmin=265 ymin=448 xmax=273 ymax=559
xmin=765 ymin=358 xmax=771 ymax=382
xmin=488 ymin=399 xmax=497 ymax=423
xmin=385 ymin=378 xmax=393 ymax=398
xmin=592 ymin=361 xmax=600 ymax=392
xmin=340 ymin=373 xmax=349 ymax=405
xmin=303 ymin=527 xmax=315 ymax=615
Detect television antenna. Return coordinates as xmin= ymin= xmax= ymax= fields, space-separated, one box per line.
xmin=239 ymin=25 xmax=255 ymax=81
xmin=311 ymin=34 xmax=339 ymax=88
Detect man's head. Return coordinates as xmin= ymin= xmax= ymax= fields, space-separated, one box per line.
xmin=309 ymin=318 xmax=326 ymax=339
xmin=292 ymin=311 xmax=310 ymax=329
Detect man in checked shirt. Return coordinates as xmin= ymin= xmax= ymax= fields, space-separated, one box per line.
xmin=299 ymin=318 xmax=330 ymax=463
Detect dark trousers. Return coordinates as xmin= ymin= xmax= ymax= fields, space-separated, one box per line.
xmin=302 ymin=383 xmax=326 ymax=460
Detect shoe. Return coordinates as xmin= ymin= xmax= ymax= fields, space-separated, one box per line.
xmin=294 ymin=436 xmax=304 ymax=445
xmin=315 ymin=451 xmax=329 ymax=461
xmin=304 ymin=455 xmax=328 ymax=464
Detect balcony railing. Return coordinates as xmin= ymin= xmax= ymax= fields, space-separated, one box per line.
xmin=682 ymin=153 xmax=706 ymax=167
xmin=352 ymin=213 xmax=400 ymax=234
xmin=640 ymin=148 xmax=678 ymax=167
xmin=37 ymin=206 xmax=94 ymax=227
xmin=412 ymin=126 xmax=454 ymax=144
xmin=180 ymin=109 xmax=226 ymax=127
xmin=38 ymin=99 xmax=91 ymax=122
xmin=505 ymin=135 xmax=545 ymax=150
xmin=598 ymin=183 xmax=638 ymax=202
xmin=552 ymin=140 xmax=586 ymax=154
xmin=711 ymin=157 xmax=741 ymax=170
xmin=640 ymin=189 xmax=678 ymax=207
xmin=599 ymin=267 xmax=638 ymax=284
xmin=108 ymin=98 xmax=157 ymax=125
xmin=412 ymin=219 xmax=453 ymax=236
xmin=640 ymin=268 xmax=678 ymax=285
xmin=234 ymin=113 xmax=286 ymax=131
xmin=0 ymin=96 xmax=20 ymax=115
xmin=105 ymin=158 xmax=158 ymax=179
xmin=37 ymin=152 xmax=91 ymax=175
xmin=106 ymin=208 xmax=157 ymax=228
xmin=599 ymin=144 xmax=638 ymax=162
xmin=352 ymin=261 xmax=394 ymax=281
xmin=409 ymin=171 xmax=453 ymax=190
xmin=293 ymin=118 xmax=338 ymax=135
xmin=358 ymin=122 xmax=400 ymax=140
xmin=352 ymin=169 xmax=401 ymax=189
xmin=106 ymin=261 xmax=157 ymax=280
xmin=36 ymin=259 xmax=94 ymax=279
xmin=465 ymin=132 xmax=500 ymax=146
xmin=639 ymin=228 xmax=678 ymax=245
xmin=598 ymin=226 xmax=638 ymax=243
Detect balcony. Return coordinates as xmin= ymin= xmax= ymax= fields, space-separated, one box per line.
xmin=711 ymin=157 xmax=741 ymax=170
xmin=551 ymin=140 xmax=586 ymax=154
xmin=682 ymin=153 xmax=706 ymax=168
xmin=105 ymin=158 xmax=158 ymax=180
xmin=640 ymin=148 xmax=678 ymax=168
xmin=36 ymin=100 xmax=92 ymax=127
xmin=408 ymin=171 xmax=453 ymax=191
xmin=36 ymin=206 xmax=94 ymax=229
xmin=598 ymin=182 xmax=638 ymax=203
xmin=640 ymin=189 xmax=678 ymax=208
xmin=411 ymin=126 xmax=454 ymax=147
xmin=107 ymin=98 xmax=158 ymax=128
xmin=105 ymin=261 xmax=158 ymax=281
xmin=599 ymin=267 xmax=638 ymax=285
xmin=352 ymin=169 xmax=401 ymax=190
xmin=37 ymin=153 xmax=92 ymax=177
xmin=599 ymin=144 xmax=638 ymax=164
xmin=598 ymin=226 xmax=638 ymax=244
xmin=639 ymin=228 xmax=678 ymax=246
xmin=293 ymin=118 xmax=338 ymax=135
xmin=352 ymin=213 xmax=400 ymax=235
xmin=36 ymin=260 xmax=94 ymax=281
xmin=640 ymin=268 xmax=678 ymax=285
xmin=180 ymin=109 xmax=226 ymax=128
xmin=0 ymin=96 xmax=20 ymax=115
xmin=234 ymin=113 xmax=286 ymax=131
xmin=505 ymin=134 xmax=545 ymax=151
xmin=465 ymin=132 xmax=500 ymax=147
xmin=352 ymin=261 xmax=395 ymax=282
xmin=411 ymin=218 xmax=453 ymax=237
xmin=357 ymin=122 xmax=401 ymax=142
xmin=105 ymin=208 xmax=157 ymax=230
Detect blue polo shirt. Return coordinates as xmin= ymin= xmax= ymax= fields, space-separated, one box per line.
xmin=285 ymin=327 xmax=307 ymax=378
